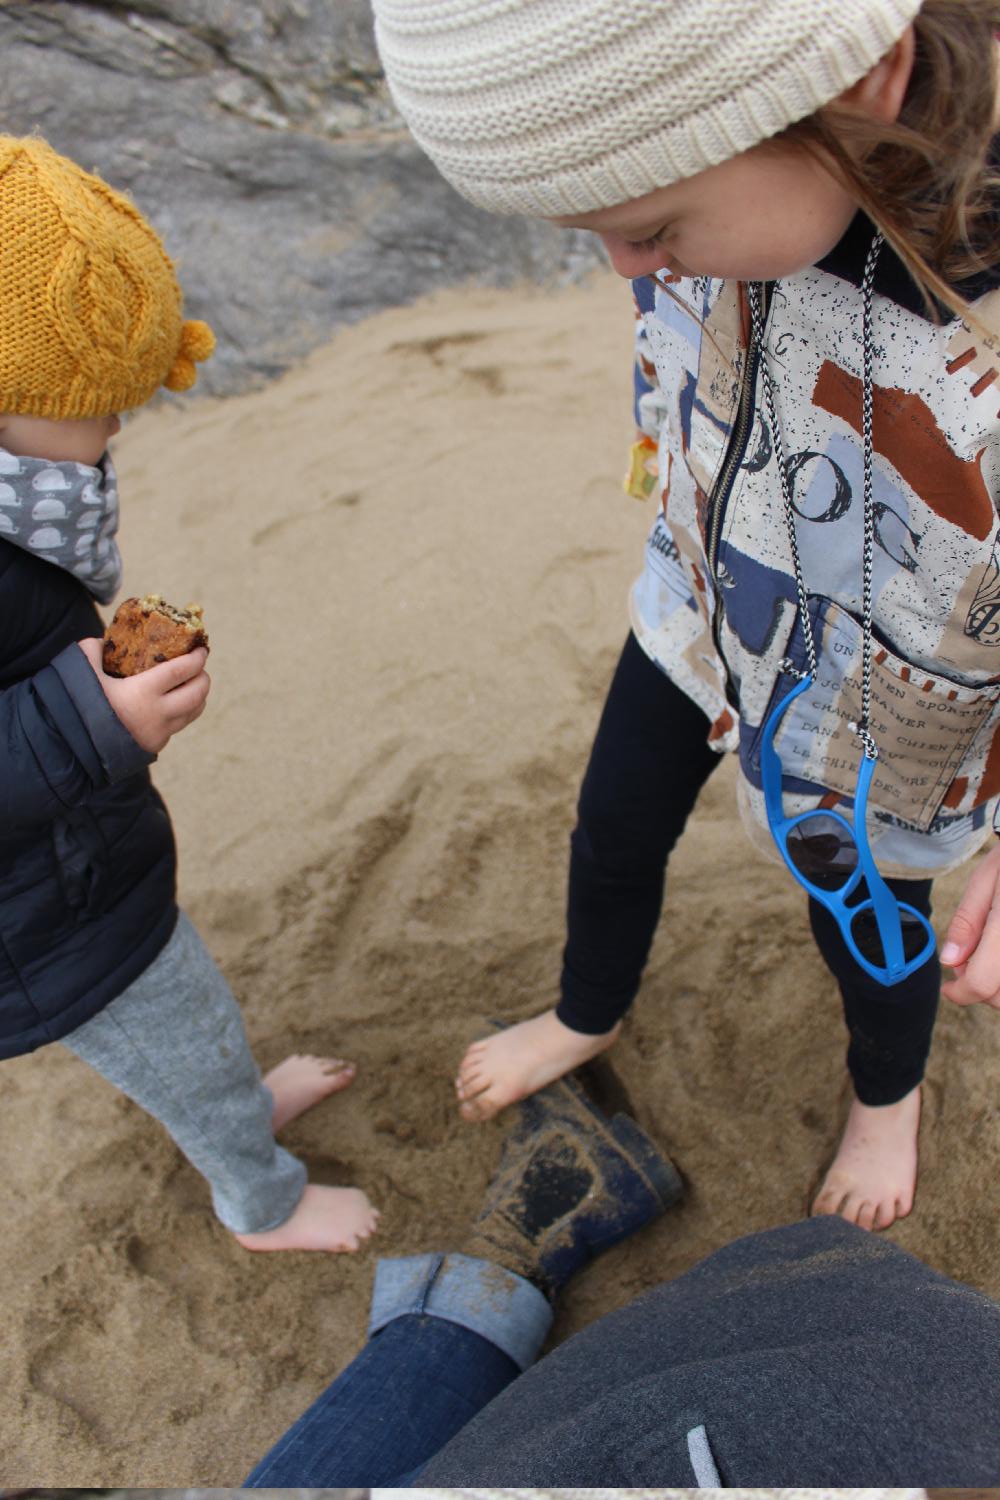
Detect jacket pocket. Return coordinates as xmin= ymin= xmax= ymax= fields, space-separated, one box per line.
xmin=749 ymin=596 xmax=1000 ymax=832
xmin=51 ymin=810 xmax=110 ymax=917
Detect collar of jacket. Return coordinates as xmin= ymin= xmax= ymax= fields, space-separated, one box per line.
xmin=817 ymin=139 xmax=1000 ymax=319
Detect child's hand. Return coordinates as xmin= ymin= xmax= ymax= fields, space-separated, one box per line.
xmin=76 ymin=636 xmax=211 ymax=754
xmin=940 ymin=841 xmax=1000 ymax=1009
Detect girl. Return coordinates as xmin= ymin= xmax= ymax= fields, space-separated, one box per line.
xmin=373 ymin=0 xmax=1000 ymax=1230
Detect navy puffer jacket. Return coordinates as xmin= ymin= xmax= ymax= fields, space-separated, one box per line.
xmin=0 ymin=539 xmax=178 ymax=1057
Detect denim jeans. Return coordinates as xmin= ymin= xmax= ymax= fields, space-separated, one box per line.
xmin=245 ymin=1252 xmax=552 ymax=1486
xmin=245 ymin=1219 xmax=1000 ymax=1485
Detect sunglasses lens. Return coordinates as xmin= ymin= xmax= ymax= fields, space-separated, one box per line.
xmin=851 ymin=908 xmax=930 ymax=968
xmin=785 ymin=815 xmax=857 ymax=890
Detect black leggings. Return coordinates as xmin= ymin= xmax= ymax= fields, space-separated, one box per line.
xmin=557 ymin=633 xmax=940 ymax=1106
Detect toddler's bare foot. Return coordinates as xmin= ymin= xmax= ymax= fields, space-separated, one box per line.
xmin=811 ymin=1084 xmax=921 ymax=1231
xmin=264 ymin=1053 xmax=356 ymax=1132
xmin=456 ymin=1009 xmax=621 ymax=1123
xmin=234 ymin=1184 xmax=380 ymax=1253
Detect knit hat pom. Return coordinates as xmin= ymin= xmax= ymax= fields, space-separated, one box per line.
xmin=164 ymin=319 xmax=216 ymax=392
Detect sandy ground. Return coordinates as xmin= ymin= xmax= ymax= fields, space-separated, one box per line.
xmin=2 ymin=271 xmax=999 ymax=1485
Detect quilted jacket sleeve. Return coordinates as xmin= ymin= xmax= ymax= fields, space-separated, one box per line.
xmin=0 ymin=642 xmax=155 ymax=828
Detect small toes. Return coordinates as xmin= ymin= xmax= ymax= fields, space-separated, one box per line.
xmin=833 ymin=1192 xmax=859 ymax=1225
xmin=458 ymin=1063 xmax=489 ymax=1093
xmin=851 ymin=1197 xmax=877 ymax=1230
xmin=458 ymin=1077 xmax=491 ymax=1106
xmin=872 ymin=1197 xmax=905 ymax=1231
xmin=461 ymin=1090 xmax=501 ymax=1123
xmin=811 ymin=1187 xmax=846 ymax=1218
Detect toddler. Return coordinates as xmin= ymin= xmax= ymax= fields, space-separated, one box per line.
xmin=0 ymin=135 xmax=378 ymax=1253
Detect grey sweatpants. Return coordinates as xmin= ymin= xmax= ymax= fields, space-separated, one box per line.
xmin=62 ymin=910 xmax=307 ymax=1233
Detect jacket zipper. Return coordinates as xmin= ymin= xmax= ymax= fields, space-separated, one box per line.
xmin=705 ymin=281 xmax=769 ymax=702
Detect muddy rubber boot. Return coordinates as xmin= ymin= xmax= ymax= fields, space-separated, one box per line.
xmin=462 ymin=1070 xmax=683 ymax=1297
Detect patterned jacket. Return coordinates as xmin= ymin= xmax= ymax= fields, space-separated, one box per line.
xmin=627 ymin=212 xmax=1000 ymax=878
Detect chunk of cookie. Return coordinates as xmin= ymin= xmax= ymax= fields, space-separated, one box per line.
xmin=103 ymin=594 xmax=208 ymax=678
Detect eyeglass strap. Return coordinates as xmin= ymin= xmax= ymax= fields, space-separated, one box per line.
xmin=854 ymin=235 xmax=882 ymax=762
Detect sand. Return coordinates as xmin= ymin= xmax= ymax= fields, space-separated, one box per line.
xmin=2 ymin=271 xmax=999 ymax=1486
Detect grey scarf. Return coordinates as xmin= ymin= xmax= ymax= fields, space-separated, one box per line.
xmin=0 ymin=445 xmax=122 ymax=604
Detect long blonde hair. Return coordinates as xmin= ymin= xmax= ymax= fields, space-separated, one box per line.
xmin=784 ymin=0 xmax=1000 ymax=324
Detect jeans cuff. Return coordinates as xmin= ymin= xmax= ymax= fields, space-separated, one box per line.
xmin=368 ymin=1251 xmax=553 ymax=1372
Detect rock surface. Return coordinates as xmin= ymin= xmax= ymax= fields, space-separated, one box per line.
xmin=0 ymin=1 xmax=605 ymax=394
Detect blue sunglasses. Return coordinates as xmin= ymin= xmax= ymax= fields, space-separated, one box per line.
xmin=760 ymin=674 xmax=937 ymax=987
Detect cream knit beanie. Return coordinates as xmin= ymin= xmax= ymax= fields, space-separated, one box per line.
xmin=372 ymin=0 xmax=925 ymax=216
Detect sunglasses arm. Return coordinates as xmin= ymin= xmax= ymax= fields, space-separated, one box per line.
xmin=850 ymin=753 xmax=907 ymax=973
xmin=759 ymin=675 xmax=812 ymax=810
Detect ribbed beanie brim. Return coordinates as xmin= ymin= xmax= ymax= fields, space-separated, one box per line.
xmin=373 ymin=0 xmax=925 ymax=216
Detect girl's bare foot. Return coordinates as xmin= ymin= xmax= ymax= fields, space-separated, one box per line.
xmin=263 ymin=1053 xmax=356 ymax=1132
xmin=455 ymin=1009 xmax=622 ymax=1123
xmin=234 ymin=1183 xmax=380 ymax=1253
xmin=811 ymin=1084 xmax=921 ymax=1231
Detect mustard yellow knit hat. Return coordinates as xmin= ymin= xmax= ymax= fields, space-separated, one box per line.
xmin=0 ymin=135 xmax=214 ymax=420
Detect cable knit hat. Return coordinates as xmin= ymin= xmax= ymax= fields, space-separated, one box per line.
xmin=0 ymin=135 xmax=214 ymax=419
xmin=372 ymin=0 xmax=925 ymax=216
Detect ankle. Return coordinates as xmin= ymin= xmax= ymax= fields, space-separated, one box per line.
xmin=459 ymin=1227 xmax=557 ymax=1298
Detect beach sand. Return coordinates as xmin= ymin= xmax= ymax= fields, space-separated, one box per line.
xmin=2 ymin=271 xmax=998 ymax=1485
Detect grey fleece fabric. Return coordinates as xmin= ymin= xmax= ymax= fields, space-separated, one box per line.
xmin=413 ymin=1218 xmax=1000 ymax=1484
xmin=392 ymin=1491 xmax=923 ymax=1500
xmin=62 ymin=910 xmax=306 ymax=1232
